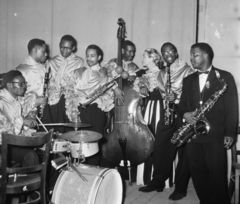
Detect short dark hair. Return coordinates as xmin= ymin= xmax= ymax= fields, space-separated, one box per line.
xmin=191 ymin=42 xmax=214 ymax=62
xmin=60 ymin=35 xmax=77 ymax=48
xmin=122 ymin=40 xmax=136 ymax=50
xmin=27 ymin=39 xmax=46 ymax=53
xmin=161 ymin=42 xmax=178 ymax=53
xmin=86 ymin=44 xmax=104 ymax=63
xmin=3 ymin=70 xmax=23 ymax=88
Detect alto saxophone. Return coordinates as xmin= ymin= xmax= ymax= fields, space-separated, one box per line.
xmin=164 ymin=64 xmax=176 ymax=126
xmin=171 ymin=72 xmax=227 ymax=147
xmin=80 ymin=75 xmax=119 ymax=109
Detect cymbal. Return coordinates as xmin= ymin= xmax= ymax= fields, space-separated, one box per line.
xmin=39 ymin=122 xmax=91 ymax=128
xmin=64 ymin=122 xmax=91 ymax=128
xmin=59 ymin=130 xmax=102 ymax=142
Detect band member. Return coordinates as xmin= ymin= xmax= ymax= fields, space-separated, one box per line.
xmin=47 ymin=35 xmax=85 ymax=132
xmin=138 ymin=43 xmax=194 ymax=201
xmin=0 ymin=70 xmax=39 ymax=167
xmin=134 ymin=48 xmax=164 ymax=185
xmin=74 ymin=44 xmax=122 ymax=165
xmin=105 ymin=40 xmax=142 ymax=80
xmin=178 ymin=42 xmax=238 ymax=204
xmin=16 ymin=39 xmax=48 ymax=122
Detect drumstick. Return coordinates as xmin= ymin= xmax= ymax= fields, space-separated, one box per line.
xmin=36 ymin=116 xmax=48 ymax=132
xmin=69 ymin=162 xmax=88 ymax=182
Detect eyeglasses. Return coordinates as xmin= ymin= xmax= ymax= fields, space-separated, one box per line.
xmin=161 ymin=49 xmax=175 ymax=56
xmin=10 ymin=81 xmax=27 ymax=87
xmin=59 ymin=46 xmax=72 ymax=51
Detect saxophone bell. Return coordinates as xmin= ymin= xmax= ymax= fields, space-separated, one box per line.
xmin=171 ymin=118 xmax=210 ymax=147
xmin=194 ymin=118 xmax=210 ymax=136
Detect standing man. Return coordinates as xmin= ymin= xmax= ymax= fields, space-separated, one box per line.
xmin=0 ymin=70 xmax=39 ymax=167
xmin=139 ymin=42 xmax=193 ymax=201
xmin=47 ymin=35 xmax=84 ymax=132
xmin=105 ymin=40 xmax=143 ymax=79
xmin=178 ymin=42 xmax=238 ymax=204
xmin=16 ymin=39 xmax=48 ymax=121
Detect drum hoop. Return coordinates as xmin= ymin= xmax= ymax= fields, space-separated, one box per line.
xmin=51 ymin=170 xmax=67 ymax=202
xmin=88 ymin=168 xmax=111 ymax=204
xmin=70 ymin=140 xmax=101 ymax=144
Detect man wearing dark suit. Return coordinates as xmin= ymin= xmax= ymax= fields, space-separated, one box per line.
xmin=178 ymin=42 xmax=238 ymax=204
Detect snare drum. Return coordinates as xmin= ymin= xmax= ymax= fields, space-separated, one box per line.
xmin=51 ymin=164 xmax=123 ymax=204
xmin=51 ymin=139 xmax=69 ymax=153
xmin=70 ymin=142 xmax=99 ymax=158
xmin=32 ymin=132 xmax=69 ymax=153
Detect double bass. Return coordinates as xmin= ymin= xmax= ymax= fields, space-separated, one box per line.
xmin=102 ymin=19 xmax=154 ymax=167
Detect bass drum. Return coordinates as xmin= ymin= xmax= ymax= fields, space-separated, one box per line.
xmin=51 ymin=164 xmax=123 ymax=204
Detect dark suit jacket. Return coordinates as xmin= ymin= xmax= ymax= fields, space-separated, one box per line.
xmin=178 ymin=66 xmax=238 ymax=143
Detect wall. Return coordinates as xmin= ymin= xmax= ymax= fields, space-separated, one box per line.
xmin=0 ymin=0 xmax=196 ymax=72
xmin=198 ymin=0 xmax=240 ymax=100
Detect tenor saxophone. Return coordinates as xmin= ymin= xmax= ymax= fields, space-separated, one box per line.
xmin=171 ymin=73 xmax=227 ymax=147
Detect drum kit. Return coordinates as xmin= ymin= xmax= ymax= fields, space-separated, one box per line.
xmin=35 ymin=121 xmax=123 ymax=204
xmin=37 ymin=121 xmax=102 ymax=163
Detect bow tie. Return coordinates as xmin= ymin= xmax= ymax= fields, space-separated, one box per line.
xmin=197 ymin=71 xmax=209 ymax=75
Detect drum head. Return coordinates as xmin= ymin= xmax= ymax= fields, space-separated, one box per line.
xmin=52 ymin=164 xmax=122 ymax=204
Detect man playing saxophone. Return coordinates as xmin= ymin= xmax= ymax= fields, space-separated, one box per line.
xmin=178 ymin=43 xmax=238 ymax=204
xmin=139 ymin=42 xmax=194 ymax=201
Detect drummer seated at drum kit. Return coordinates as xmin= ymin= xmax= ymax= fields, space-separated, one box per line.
xmin=0 ymin=70 xmax=39 ymax=168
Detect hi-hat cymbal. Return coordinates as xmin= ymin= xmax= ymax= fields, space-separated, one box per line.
xmin=59 ymin=130 xmax=102 ymax=142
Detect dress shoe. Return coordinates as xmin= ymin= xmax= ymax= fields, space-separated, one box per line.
xmin=138 ymin=185 xmax=163 ymax=193
xmin=169 ymin=191 xmax=187 ymax=200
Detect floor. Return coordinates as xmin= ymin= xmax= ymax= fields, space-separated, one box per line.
xmin=122 ymin=179 xmax=199 ymax=204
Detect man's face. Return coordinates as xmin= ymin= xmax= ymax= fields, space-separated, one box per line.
xmin=161 ymin=44 xmax=178 ymax=65
xmin=34 ymin=44 xmax=47 ymax=63
xmin=8 ymin=75 xmax=27 ymax=97
xmin=86 ymin=49 xmax=101 ymax=67
xmin=59 ymin=40 xmax=74 ymax=58
xmin=190 ymin=47 xmax=207 ymax=70
xmin=122 ymin=45 xmax=136 ymax=62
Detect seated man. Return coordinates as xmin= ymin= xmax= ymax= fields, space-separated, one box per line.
xmin=0 ymin=70 xmax=39 ymax=167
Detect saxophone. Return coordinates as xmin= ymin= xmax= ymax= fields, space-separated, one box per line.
xmin=171 ymin=73 xmax=227 ymax=147
xmin=164 ymin=64 xmax=176 ymax=126
xmin=80 ymin=75 xmax=119 ymax=109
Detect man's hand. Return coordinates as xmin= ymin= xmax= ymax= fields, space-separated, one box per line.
xmin=99 ymin=67 xmax=108 ymax=77
xmin=23 ymin=118 xmax=38 ymax=128
xmin=35 ymin=96 xmax=48 ymax=106
xmin=128 ymin=75 xmax=136 ymax=81
xmin=140 ymin=87 xmax=149 ymax=97
xmin=114 ymin=87 xmax=124 ymax=104
xmin=183 ymin=111 xmax=198 ymax=125
xmin=165 ymin=92 xmax=175 ymax=102
xmin=224 ymin=136 xmax=233 ymax=149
